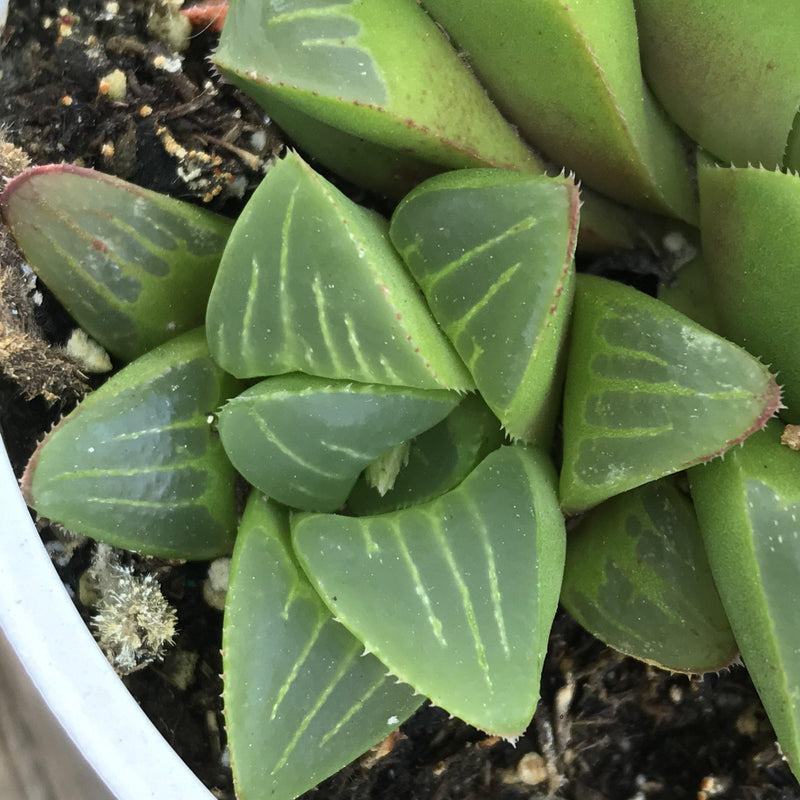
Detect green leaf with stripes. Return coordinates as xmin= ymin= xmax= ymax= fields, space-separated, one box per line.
xmin=347 ymin=393 xmax=505 ymax=515
xmin=0 ymin=164 xmax=233 ymax=362
xmin=217 ymin=374 xmax=458 ymax=512
xmin=213 ymin=0 xmax=542 ymax=199
xmin=559 ymin=274 xmax=781 ymax=515
xmin=560 ymin=476 xmax=737 ymax=674
xmin=292 ymin=445 xmax=565 ymax=736
xmin=206 ymin=151 xmax=473 ymax=391
xmin=689 ymin=420 xmax=800 ymax=779
xmin=21 ymin=329 xmax=241 ymax=558
xmin=390 ymin=169 xmax=578 ymax=443
xmin=224 ymin=492 xmax=422 ymax=800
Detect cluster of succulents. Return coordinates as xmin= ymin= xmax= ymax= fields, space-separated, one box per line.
xmin=2 ymin=1 xmax=799 ymax=799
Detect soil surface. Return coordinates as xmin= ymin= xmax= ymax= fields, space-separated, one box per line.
xmin=1 ymin=3 xmax=800 ymax=800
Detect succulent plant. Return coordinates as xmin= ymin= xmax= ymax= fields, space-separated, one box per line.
xmin=3 ymin=1 xmax=800 ymax=798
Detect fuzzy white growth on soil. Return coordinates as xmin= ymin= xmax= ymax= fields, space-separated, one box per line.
xmin=202 ymin=556 xmax=230 ymax=611
xmin=64 ymin=328 xmax=112 ymax=372
xmin=89 ymin=544 xmax=177 ymax=674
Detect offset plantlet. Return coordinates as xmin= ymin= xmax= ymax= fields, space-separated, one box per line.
xmin=293 ymin=446 xmax=566 ymax=737
xmin=347 ymin=393 xmax=505 ymax=515
xmin=206 ymin=151 xmax=473 ymax=391
xmin=224 ymin=493 xmax=421 ymax=800
xmin=390 ymin=169 xmax=578 ymax=444
xmin=559 ymin=274 xmax=781 ymax=514
xmin=21 ymin=329 xmax=241 ymax=559
xmin=560 ymin=476 xmax=737 ymax=674
xmin=0 ymin=165 xmax=233 ymax=362
xmin=216 ymin=374 xmax=459 ymax=512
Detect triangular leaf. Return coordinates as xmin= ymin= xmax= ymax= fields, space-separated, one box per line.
xmin=224 ymin=493 xmax=421 ymax=800
xmin=21 ymin=329 xmax=240 ymax=558
xmin=292 ymin=445 xmax=565 ymax=736
xmin=561 ymin=476 xmax=737 ymax=673
xmin=206 ymin=151 xmax=473 ymax=391
xmin=0 ymin=165 xmax=233 ymax=361
xmin=390 ymin=169 xmax=578 ymax=442
xmin=559 ymin=274 xmax=780 ymax=514
xmin=217 ymin=374 xmax=459 ymax=512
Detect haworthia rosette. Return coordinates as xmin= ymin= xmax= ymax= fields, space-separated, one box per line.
xmin=0 ymin=164 xmax=233 ymax=362
xmin=206 ymin=151 xmax=473 ymax=391
xmin=213 ymin=0 xmax=542 ymax=200
xmin=560 ymin=477 xmax=737 ymax=674
xmin=689 ymin=421 xmax=800 ymax=778
xmin=21 ymin=329 xmax=241 ymax=558
xmin=217 ymin=374 xmax=459 ymax=512
xmin=559 ymin=274 xmax=781 ymax=515
xmin=347 ymin=393 xmax=505 ymax=515
xmin=699 ymin=165 xmax=800 ymax=422
xmin=420 ymin=0 xmax=698 ymax=222
xmin=223 ymin=493 xmax=422 ymax=800
xmin=390 ymin=169 xmax=578 ymax=443
xmin=293 ymin=445 xmax=566 ymax=736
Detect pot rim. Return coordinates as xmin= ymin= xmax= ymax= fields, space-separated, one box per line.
xmin=0 ymin=433 xmax=215 ymax=800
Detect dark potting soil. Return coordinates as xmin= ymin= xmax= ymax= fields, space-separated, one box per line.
xmin=1 ymin=3 xmax=799 ymax=799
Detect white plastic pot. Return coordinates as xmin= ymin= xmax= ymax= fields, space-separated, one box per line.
xmin=0 ymin=432 xmax=215 ymax=800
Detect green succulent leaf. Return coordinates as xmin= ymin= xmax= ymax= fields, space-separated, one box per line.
xmin=213 ymin=0 xmax=542 ymax=199
xmin=21 ymin=329 xmax=241 ymax=558
xmin=689 ymin=420 xmax=800 ymax=778
xmin=292 ymin=445 xmax=566 ymax=736
xmin=224 ymin=492 xmax=422 ymax=800
xmin=559 ymin=274 xmax=781 ymax=515
xmin=390 ymin=169 xmax=578 ymax=443
xmin=217 ymin=374 xmax=459 ymax=512
xmin=561 ymin=476 xmax=737 ymax=674
xmin=420 ymin=0 xmax=698 ymax=222
xmin=206 ymin=151 xmax=473 ymax=391
xmin=211 ymin=0 xmax=659 ymax=253
xmin=0 ymin=164 xmax=233 ymax=362
xmin=698 ymin=165 xmax=800 ymax=422
xmin=634 ymin=0 xmax=800 ymax=169
xmin=347 ymin=393 xmax=504 ymax=515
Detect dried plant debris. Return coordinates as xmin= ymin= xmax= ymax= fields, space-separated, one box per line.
xmin=87 ymin=543 xmax=178 ymax=675
xmin=0 ymin=257 xmax=92 ymax=401
xmin=782 ymin=424 xmax=800 ymax=451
